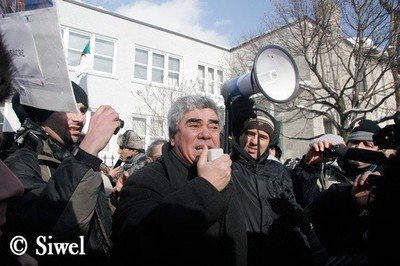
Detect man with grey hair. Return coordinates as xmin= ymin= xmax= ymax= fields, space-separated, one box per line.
xmin=112 ymin=95 xmax=247 ymax=266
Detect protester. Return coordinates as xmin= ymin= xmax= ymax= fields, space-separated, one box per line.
xmin=1 ymin=83 xmax=121 ymax=265
xmin=292 ymin=121 xmax=383 ymax=265
xmin=0 ymin=32 xmax=25 ymax=264
xmin=107 ymin=130 xmax=148 ymax=201
xmin=112 ymin=95 xmax=247 ymax=266
xmin=230 ymin=96 xmax=313 ymax=265
xmin=146 ymin=138 xmax=167 ymax=163
xmin=109 ymin=130 xmax=147 ymax=179
xmin=292 ymin=121 xmax=381 ymax=208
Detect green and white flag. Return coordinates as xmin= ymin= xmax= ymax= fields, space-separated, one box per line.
xmin=75 ymin=41 xmax=92 ymax=77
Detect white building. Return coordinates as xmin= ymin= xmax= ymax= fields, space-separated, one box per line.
xmin=2 ymin=0 xmax=230 ymax=166
xmin=2 ymin=0 xmax=395 ymax=165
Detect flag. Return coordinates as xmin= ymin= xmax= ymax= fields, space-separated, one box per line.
xmin=75 ymin=41 xmax=92 ymax=77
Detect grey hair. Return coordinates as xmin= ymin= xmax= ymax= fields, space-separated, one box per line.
xmin=146 ymin=139 xmax=168 ymax=157
xmin=167 ymin=95 xmax=223 ymax=138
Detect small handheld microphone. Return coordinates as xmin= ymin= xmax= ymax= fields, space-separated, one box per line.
xmin=207 ymin=148 xmax=223 ymax=161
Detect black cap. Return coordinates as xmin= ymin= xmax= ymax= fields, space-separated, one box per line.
xmin=12 ymin=81 xmax=88 ymax=124
xmin=72 ymin=81 xmax=88 ymax=108
xmin=348 ymin=120 xmax=381 ymax=142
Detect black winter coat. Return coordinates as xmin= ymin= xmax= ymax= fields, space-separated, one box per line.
xmin=230 ymin=142 xmax=312 ymax=266
xmin=112 ymin=144 xmax=248 ymax=266
xmin=0 ymin=120 xmax=112 ymax=265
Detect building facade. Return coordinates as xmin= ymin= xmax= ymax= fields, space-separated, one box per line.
xmin=2 ymin=0 xmax=396 ymax=165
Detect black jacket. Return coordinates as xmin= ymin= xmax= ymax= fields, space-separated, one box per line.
xmin=307 ymin=184 xmax=369 ymax=265
xmin=112 ymin=144 xmax=248 ymax=266
xmin=231 ymin=142 xmax=312 ymax=266
xmin=1 ymin=120 xmax=112 ymax=265
xmin=292 ymin=156 xmax=377 ymax=209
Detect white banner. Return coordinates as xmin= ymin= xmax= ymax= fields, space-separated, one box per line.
xmin=0 ymin=0 xmax=78 ymax=113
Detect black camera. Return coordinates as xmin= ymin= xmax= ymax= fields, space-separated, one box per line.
xmin=373 ymin=121 xmax=400 ymax=149
xmin=323 ymin=144 xmax=342 ymax=158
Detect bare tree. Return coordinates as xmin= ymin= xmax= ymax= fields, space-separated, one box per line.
xmin=379 ymin=0 xmax=400 ymax=113
xmin=228 ymin=0 xmax=399 ymax=140
xmin=135 ymin=78 xmax=223 ymax=138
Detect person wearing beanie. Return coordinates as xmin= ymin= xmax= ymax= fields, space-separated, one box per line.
xmin=229 ymin=95 xmax=313 ymax=265
xmin=1 ymin=80 xmax=121 ymax=265
xmin=293 ymin=119 xmax=381 ymax=208
xmin=292 ymin=119 xmax=383 ymax=265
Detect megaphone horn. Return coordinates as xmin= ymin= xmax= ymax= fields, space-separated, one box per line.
xmin=221 ymin=45 xmax=299 ymax=103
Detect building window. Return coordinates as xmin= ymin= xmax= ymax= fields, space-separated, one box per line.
xmin=168 ymin=57 xmax=180 ymax=87
xmin=132 ymin=115 xmax=165 ymax=147
xmin=132 ymin=117 xmax=147 ymax=140
xmin=93 ymin=38 xmax=115 ymax=73
xmin=62 ymin=28 xmax=116 ymax=75
xmin=67 ymin=31 xmax=90 ymax=68
xmin=134 ymin=47 xmax=181 ymax=86
xmin=152 ymin=53 xmax=164 ymax=83
xmin=134 ymin=48 xmax=148 ymax=80
xmin=323 ymin=118 xmax=334 ymax=134
xmin=217 ymin=70 xmax=223 ymax=86
xmin=150 ymin=119 xmax=164 ymax=137
xmin=198 ymin=65 xmax=205 ymax=91
xmin=197 ymin=65 xmax=223 ymax=94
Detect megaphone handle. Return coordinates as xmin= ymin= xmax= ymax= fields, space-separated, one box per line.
xmin=223 ymin=99 xmax=231 ymax=153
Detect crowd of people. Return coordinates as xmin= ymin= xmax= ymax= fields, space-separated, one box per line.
xmin=0 ymin=30 xmax=397 ymax=266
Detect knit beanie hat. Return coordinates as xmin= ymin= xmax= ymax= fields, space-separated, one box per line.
xmin=117 ymin=130 xmax=145 ymax=150
xmin=347 ymin=120 xmax=381 ymax=142
xmin=72 ymin=81 xmax=88 ymax=108
xmin=242 ymin=111 xmax=275 ymax=137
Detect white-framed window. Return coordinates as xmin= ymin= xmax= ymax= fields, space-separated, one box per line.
xmin=66 ymin=30 xmax=91 ymax=68
xmin=149 ymin=118 xmax=164 ymax=138
xmin=133 ymin=47 xmax=181 ymax=86
xmin=61 ymin=27 xmax=116 ymax=75
xmin=132 ymin=115 xmax=165 ymax=148
xmin=93 ymin=38 xmax=115 ymax=74
xmin=132 ymin=116 xmax=147 ymax=141
xmin=323 ymin=118 xmax=334 ymax=134
xmin=152 ymin=52 xmax=164 ymax=83
xmin=198 ymin=65 xmax=205 ymax=91
xmin=197 ymin=64 xmax=223 ymax=94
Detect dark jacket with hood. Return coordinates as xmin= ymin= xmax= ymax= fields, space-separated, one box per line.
xmin=230 ymin=142 xmax=312 ymax=266
xmin=293 ymin=158 xmax=375 ymax=265
xmin=1 ymin=119 xmax=113 ymax=265
xmin=112 ymin=143 xmax=248 ymax=266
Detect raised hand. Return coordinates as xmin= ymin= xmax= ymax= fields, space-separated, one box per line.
xmin=197 ymin=145 xmax=231 ymax=191
xmin=79 ymin=105 xmax=121 ymax=156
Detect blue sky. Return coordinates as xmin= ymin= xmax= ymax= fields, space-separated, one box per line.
xmin=81 ymin=0 xmax=275 ymax=47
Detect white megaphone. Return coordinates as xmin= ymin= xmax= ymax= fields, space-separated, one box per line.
xmin=221 ymin=45 xmax=299 ymax=103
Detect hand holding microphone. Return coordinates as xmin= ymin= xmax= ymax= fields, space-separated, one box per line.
xmin=197 ymin=146 xmax=231 ymax=191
